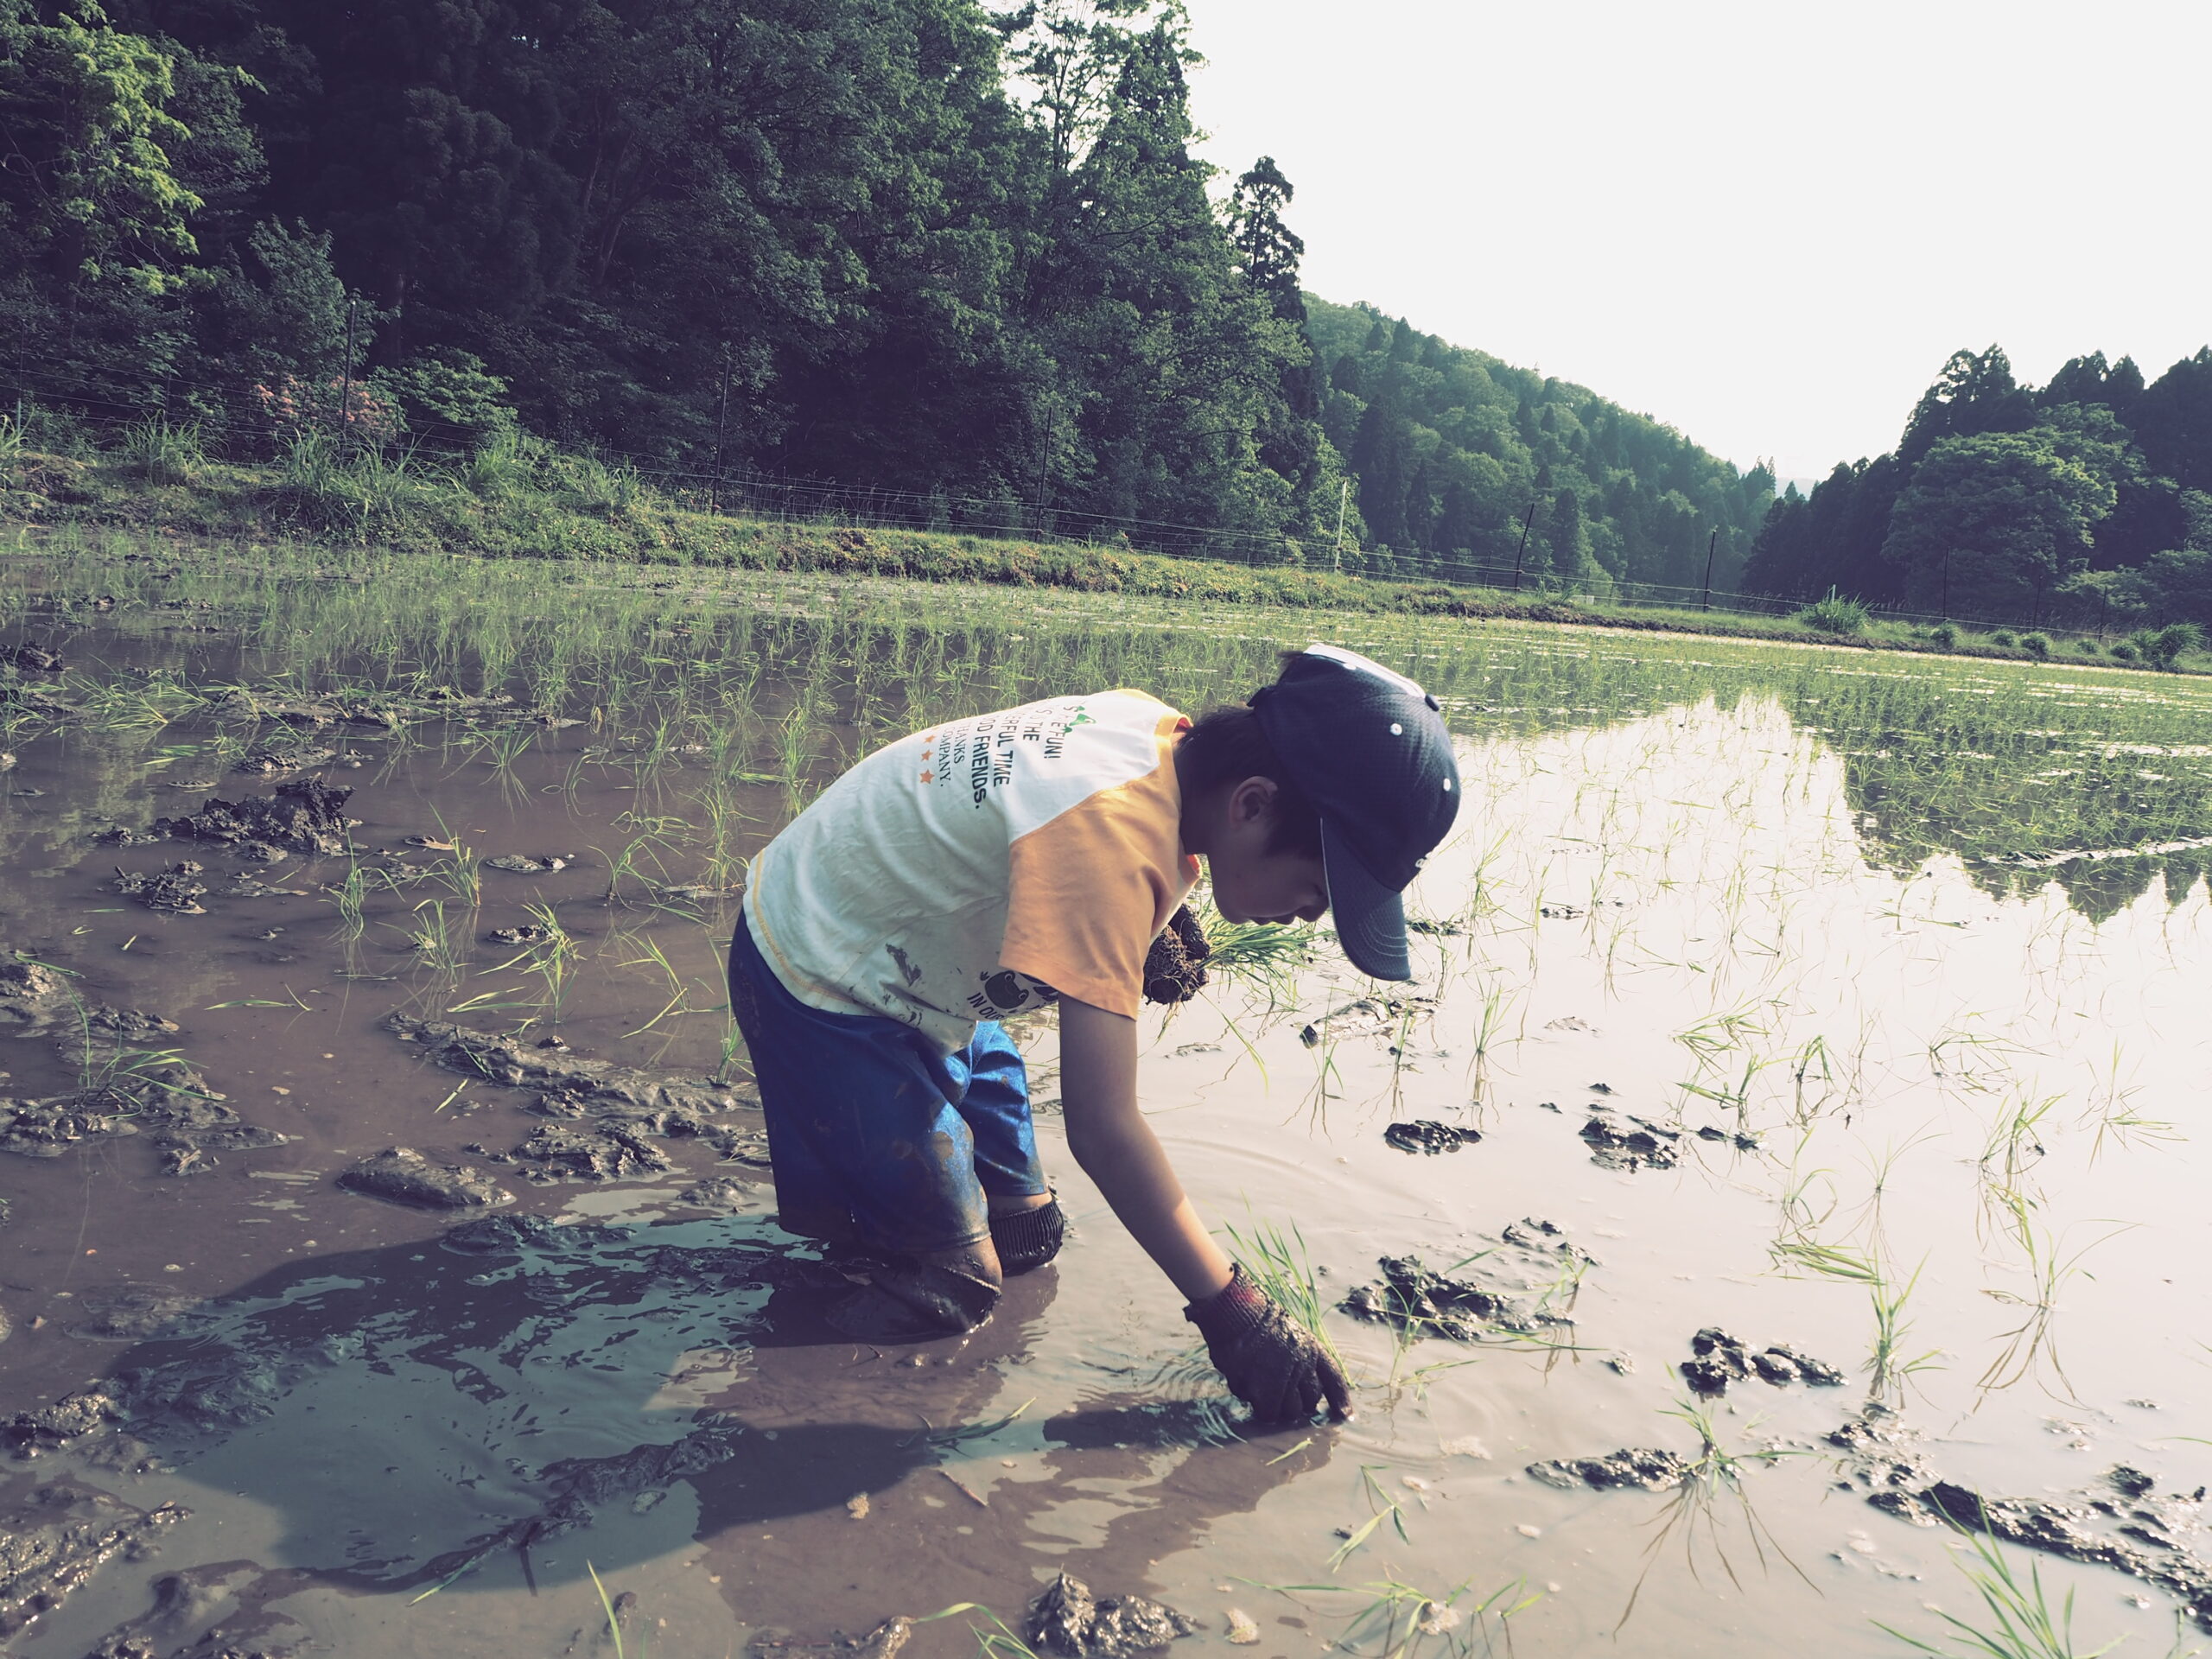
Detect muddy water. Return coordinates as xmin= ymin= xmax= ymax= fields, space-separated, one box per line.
xmin=3 ymin=551 xmax=2212 ymax=1658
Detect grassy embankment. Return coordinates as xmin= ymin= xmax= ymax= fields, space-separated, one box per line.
xmin=3 ymin=428 xmax=2199 ymax=673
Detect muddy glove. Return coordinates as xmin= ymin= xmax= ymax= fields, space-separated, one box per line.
xmin=1185 ymin=1264 xmax=1353 ymax=1424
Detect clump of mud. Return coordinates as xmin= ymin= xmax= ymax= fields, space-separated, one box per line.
xmin=1141 ymin=906 xmax=1211 ymax=1007
xmin=69 ymin=1285 xmax=207 ymax=1344
xmin=1384 ymin=1120 xmax=1478 ymax=1154
xmin=2 ymin=1043 xmax=275 ymax=1171
xmin=1679 ymin=1327 xmax=1843 ymax=1395
xmin=0 ymin=672 xmax=79 ymax=718
xmin=1831 ymin=1403 xmax=2212 ymax=1628
xmin=111 ymin=864 xmax=208 ymax=915
xmin=1342 ymin=1220 xmax=1591 ymax=1343
xmin=678 ymin=1177 xmax=755 ymax=1210
xmin=1527 ymin=1448 xmax=1690 ymax=1491
xmin=0 ymin=956 xmax=74 ymax=1023
xmin=208 ymin=683 xmax=517 ymax=731
xmin=230 ymin=740 xmax=350 ymax=776
xmin=1579 ymin=1108 xmax=1682 ymax=1171
xmin=385 ymin=1014 xmax=749 ymax=1119
xmin=503 ymin=1123 xmax=672 ymax=1183
xmin=151 ymin=779 xmax=356 ymax=859
xmin=4 ymin=1388 xmax=121 ymax=1456
xmin=0 ymin=1480 xmax=189 ymax=1637
xmin=753 ymin=1618 xmax=912 ymax=1659
xmin=336 ymin=1148 xmax=513 ymax=1210
xmin=0 ymin=1096 xmax=141 ymax=1160
xmin=1027 ymin=1572 xmax=1198 ymax=1658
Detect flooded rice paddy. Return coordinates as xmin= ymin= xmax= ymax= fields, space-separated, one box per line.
xmin=2 ymin=541 xmax=2212 ymax=1659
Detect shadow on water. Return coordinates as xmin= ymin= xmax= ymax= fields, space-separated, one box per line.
xmin=60 ymin=1208 xmax=1327 ymax=1624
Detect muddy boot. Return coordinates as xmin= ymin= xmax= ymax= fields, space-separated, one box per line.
xmin=826 ymin=1259 xmax=1001 ymax=1341
xmin=990 ymin=1198 xmax=1067 ymax=1274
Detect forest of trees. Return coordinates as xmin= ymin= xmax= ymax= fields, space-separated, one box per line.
xmin=1306 ymin=298 xmax=1775 ymax=589
xmin=1745 ymin=346 xmax=2212 ymax=630
xmin=1 ymin=0 xmax=1770 ymax=588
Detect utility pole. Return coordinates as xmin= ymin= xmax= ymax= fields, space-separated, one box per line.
xmin=1700 ymin=528 xmax=1718 ymax=611
xmin=1941 ymin=548 xmax=1952 ymax=620
xmin=1510 ymin=501 xmax=1535 ymax=592
xmin=710 ymin=345 xmax=732 ymax=514
xmin=1033 ymin=403 xmax=1055 ymax=539
xmin=336 ymin=295 xmax=359 ymax=455
xmin=1332 ymin=478 xmax=1349 ymax=574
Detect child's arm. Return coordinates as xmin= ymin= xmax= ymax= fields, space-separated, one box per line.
xmin=1057 ymin=996 xmax=1234 ymax=1302
xmin=1058 ymin=997 xmax=1351 ymax=1421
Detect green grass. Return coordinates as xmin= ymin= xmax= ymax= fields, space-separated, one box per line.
xmin=3 ymin=442 xmax=2200 ymax=671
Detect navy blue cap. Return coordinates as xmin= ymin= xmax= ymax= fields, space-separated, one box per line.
xmin=1249 ymin=645 xmax=1460 ymax=980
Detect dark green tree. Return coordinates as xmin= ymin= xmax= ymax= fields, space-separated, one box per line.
xmin=1883 ymin=430 xmax=2116 ymax=620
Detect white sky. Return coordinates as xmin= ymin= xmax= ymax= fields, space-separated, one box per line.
xmin=1184 ymin=0 xmax=2212 ymax=481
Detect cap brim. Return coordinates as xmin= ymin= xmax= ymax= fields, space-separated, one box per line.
xmin=1321 ymin=818 xmax=1412 ymax=981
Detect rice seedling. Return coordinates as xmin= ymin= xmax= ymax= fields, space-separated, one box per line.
xmin=326 ymin=861 xmax=379 ymax=944
xmin=1978 ymin=1088 xmax=2061 ymax=1212
xmin=1873 ymin=1521 xmax=2181 ymax=1658
xmin=1255 ymin=1578 xmax=1538 ymax=1659
xmin=399 ymin=899 xmax=464 ymax=974
xmin=616 ymin=932 xmax=709 ymax=1037
xmin=424 ymin=830 xmax=483 ymax=911
xmin=915 ymin=1602 xmax=1043 ymax=1659
xmin=1617 ymin=1394 xmax=1808 ymax=1631
xmin=485 ymin=903 xmax=579 ymax=1025
xmin=1223 ymin=1209 xmax=1346 ymax=1378
xmin=1326 ymin=1465 xmax=1413 ymax=1572
xmin=1974 ymin=1193 xmax=2127 ymax=1403
xmin=1768 ymin=1236 xmax=1942 ymax=1398
xmin=593 ymin=812 xmax=691 ymax=905
xmin=2082 ymin=1042 xmax=2177 ymax=1161
xmin=586 ymin=1561 xmax=627 ymax=1659
xmin=1200 ymin=907 xmax=1314 ymax=1008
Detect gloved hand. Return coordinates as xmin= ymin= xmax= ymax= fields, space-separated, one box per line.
xmin=1185 ymin=1264 xmax=1354 ymax=1424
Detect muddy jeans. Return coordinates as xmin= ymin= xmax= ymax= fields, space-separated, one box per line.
xmin=727 ymin=911 xmax=1047 ymax=1255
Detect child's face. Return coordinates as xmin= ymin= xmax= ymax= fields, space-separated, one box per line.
xmin=1204 ymin=778 xmax=1330 ymax=926
xmin=1211 ymin=842 xmax=1330 ymax=926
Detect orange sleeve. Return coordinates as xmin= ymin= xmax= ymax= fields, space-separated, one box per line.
xmin=997 ymin=758 xmax=1190 ymax=1018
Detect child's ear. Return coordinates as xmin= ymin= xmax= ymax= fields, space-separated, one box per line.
xmin=1228 ymin=775 xmax=1278 ymax=826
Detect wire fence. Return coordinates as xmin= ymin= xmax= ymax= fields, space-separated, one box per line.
xmin=0 ymin=357 xmax=2148 ymax=643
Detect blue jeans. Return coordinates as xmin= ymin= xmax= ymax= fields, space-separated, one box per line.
xmin=727 ymin=913 xmax=1047 ymax=1256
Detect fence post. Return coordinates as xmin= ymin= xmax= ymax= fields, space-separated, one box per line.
xmin=710 ymin=346 xmax=730 ymax=513
xmin=336 ymin=295 xmax=359 ymax=454
xmin=1510 ymin=502 xmax=1535 ymax=592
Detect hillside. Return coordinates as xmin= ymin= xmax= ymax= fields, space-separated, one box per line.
xmin=1305 ymin=297 xmax=1775 ymax=594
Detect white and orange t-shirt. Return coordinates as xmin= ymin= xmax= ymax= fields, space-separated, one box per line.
xmin=743 ymin=690 xmax=1200 ymax=1053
